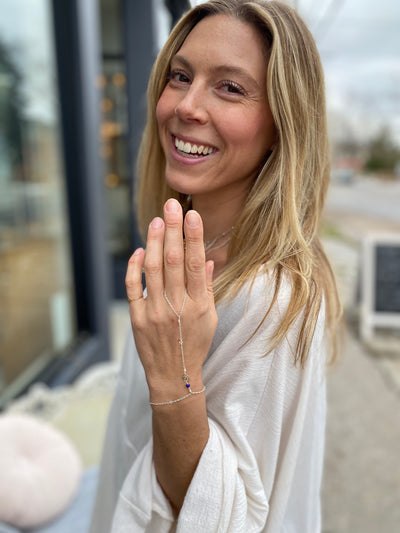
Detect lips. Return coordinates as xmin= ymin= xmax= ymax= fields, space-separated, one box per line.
xmin=173 ymin=135 xmax=217 ymax=158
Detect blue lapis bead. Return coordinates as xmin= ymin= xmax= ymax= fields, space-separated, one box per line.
xmin=186 ymin=383 xmax=190 ymax=388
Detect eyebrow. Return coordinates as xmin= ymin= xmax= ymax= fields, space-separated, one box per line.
xmin=171 ymin=54 xmax=262 ymax=91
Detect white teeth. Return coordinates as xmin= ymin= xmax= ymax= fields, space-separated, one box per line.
xmin=174 ymin=136 xmax=215 ymax=156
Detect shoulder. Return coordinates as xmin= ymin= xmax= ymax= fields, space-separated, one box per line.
xmin=216 ymin=267 xmax=293 ymax=326
xmin=214 ymin=267 xmax=326 ymax=364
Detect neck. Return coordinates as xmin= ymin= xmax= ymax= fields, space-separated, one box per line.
xmin=191 ymin=191 xmax=244 ymax=279
xmin=191 ymin=193 xmax=242 ymax=243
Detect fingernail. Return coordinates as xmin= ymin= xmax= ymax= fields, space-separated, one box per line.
xmin=133 ymin=248 xmax=143 ymax=255
xmin=186 ymin=210 xmax=200 ymax=227
xmin=151 ymin=217 xmax=163 ymax=228
xmin=165 ymin=198 xmax=180 ymax=213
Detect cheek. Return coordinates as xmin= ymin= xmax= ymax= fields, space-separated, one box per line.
xmin=220 ymin=109 xmax=275 ymax=152
xmin=247 ymin=112 xmax=276 ymax=156
xmin=156 ymin=89 xmax=174 ymax=129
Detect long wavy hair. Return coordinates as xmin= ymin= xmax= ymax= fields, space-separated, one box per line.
xmin=136 ymin=0 xmax=342 ymax=365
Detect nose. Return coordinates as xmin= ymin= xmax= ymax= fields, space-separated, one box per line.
xmin=174 ymin=83 xmax=208 ymax=124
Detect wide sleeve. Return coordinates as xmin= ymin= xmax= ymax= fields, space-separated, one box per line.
xmin=109 ymin=273 xmax=327 ymax=533
xmin=89 ymin=324 xmax=153 ymax=533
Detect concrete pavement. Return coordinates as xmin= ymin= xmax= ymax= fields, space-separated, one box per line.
xmin=321 ymin=328 xmax=400 ymax=533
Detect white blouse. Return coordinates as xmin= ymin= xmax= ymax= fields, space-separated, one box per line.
xmin=90 ymin=271 xmax=327 ymax=533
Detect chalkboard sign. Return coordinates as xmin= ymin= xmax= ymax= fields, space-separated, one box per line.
xmin=374 ymin=245 xmax=400 ymax=312
xmin=360 ymin=234 xmax=400 ymax=342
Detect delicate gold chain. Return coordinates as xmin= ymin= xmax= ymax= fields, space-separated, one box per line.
xmin=149 ymin=387 xmax=206 ymax=406
xmin=164 ymin=289 xmax=188 ymax=384
xmin=204 ymin=226 xmax=235 ymax=252
xmin=149 ymin=289 xmax=206 ymax=406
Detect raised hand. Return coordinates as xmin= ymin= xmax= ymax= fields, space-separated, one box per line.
xmin=125 ymin=198 xmax=218 ymax=405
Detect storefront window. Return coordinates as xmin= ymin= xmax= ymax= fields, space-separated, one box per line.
xmin=0 ymin=0 xmax=76 ymax=400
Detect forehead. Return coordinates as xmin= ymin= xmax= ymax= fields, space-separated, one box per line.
xmin=176 ymin=14 xmax=268 ymax=77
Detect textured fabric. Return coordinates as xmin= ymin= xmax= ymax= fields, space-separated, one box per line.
xmin=90 ymin=271 xmax=327 ymax=533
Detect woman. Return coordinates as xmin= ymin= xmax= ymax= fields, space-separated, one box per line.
xmin=91 ymin=1 xmax=341 ymax=531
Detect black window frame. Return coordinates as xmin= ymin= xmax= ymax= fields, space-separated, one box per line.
xmin=44 ymin=0 xmax=111 ymax=386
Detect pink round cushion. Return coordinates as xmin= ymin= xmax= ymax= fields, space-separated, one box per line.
xmin=0 ymin=414 xmax=82 ymax=529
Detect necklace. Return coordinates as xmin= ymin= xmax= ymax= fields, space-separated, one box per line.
xmin=204 ymin=226 xmax=235 ymax=253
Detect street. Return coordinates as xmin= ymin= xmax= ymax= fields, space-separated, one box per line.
xmin=325 ymin=175 xmax=400 ymax=234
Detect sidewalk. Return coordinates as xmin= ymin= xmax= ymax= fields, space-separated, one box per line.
xmin=322 ymin=327 xmax=400 ymax=533
xmin=320 ymin=202 xmax=400 ymax=532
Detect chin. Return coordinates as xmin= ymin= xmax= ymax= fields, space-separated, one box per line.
xmin=165 ymin=180 xmax=190 ymax=196
xmin=164 ymin=172 xmax=197 ymax=196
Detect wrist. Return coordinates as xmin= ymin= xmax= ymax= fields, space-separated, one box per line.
xmin=148 ymin=372 xmax=205 ymax=406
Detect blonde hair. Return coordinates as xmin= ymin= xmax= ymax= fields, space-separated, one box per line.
xmin=136 ymin=0 xmax=342 ymax=365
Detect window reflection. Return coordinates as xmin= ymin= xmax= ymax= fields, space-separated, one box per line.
xmin=0 ymin=0 xmax=76 ymax=398
xmin=100 ymin=0 xmax=130 ymax=254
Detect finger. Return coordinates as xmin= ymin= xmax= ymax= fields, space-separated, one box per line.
xmin=144 ymin=217 xmax=165 ymax=301
xmin=184 ymin=210 xmax=207 ymax=301
xmin=163 ymin=199 xmax=185 ymax=305
xmin=125 ymin=248 xmax=145 ymax=304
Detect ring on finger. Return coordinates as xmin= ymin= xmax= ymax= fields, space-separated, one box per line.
xmin=127 ymin=295 xmax=142 ymax=303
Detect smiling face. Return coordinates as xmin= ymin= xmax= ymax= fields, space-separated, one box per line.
xmin=156 ymin=14 xmax=276 ymax=207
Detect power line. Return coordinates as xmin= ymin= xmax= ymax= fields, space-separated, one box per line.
xmin=313 ymin=0 xmax=346 ymax=41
